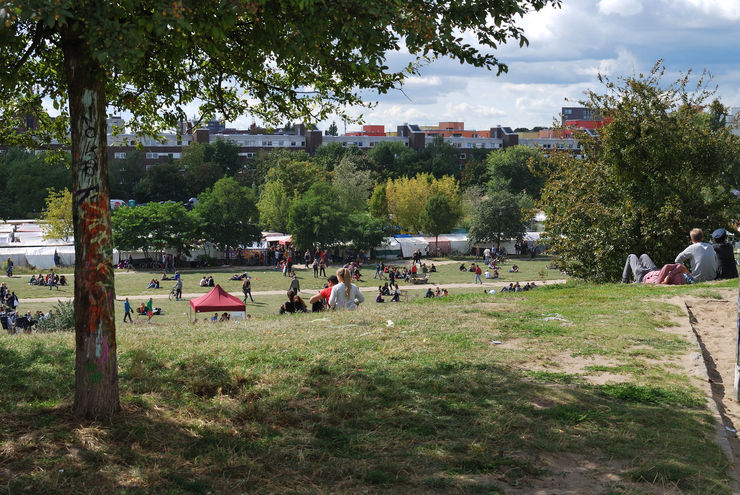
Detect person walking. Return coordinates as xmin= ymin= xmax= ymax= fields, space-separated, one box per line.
xmin=242 ymin=277 xmax=254 ymax=303
xmin=288 ymin=273 xmax=300 ymax=294
xmin=473 ymin=263 xmax=483 ymax=284
xmin=319 ymin=258 xmax=327 ymax=278
xmin=5 ymin=258 xmax=13 ymax=277
xmin=123 ymin=298 xmax=133 ymax=323
xmin=146 ymin=297 xmax=154 ymax=324
xmin=312 ymin=258 xmax=319 ymax=278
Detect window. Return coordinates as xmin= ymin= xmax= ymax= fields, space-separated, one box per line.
xmin=466 ymin=143 xmax=472 ymax=148
xmin=114 ymin=152 xmax=126 ymax=159
xmin=459 ymin=153 xmax=466 ymax=159
xmin=145 ymin=152 xmax=158 ymax=159
xmin=369 ymin=142 xmax=375 ymax=147
xmin=291 ymin=141 xmax=296 ymax=147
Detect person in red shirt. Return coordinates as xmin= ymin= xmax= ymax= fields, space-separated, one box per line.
xmin=309 ymin=275 xmax=339 ymax=311
xmin=474 ymin=263 xmax=483 ymax=284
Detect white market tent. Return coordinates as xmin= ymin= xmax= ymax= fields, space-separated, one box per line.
xmin=395 ymin=236 xmax=429 ymax=258
xmin=375 ymin=237 xmax=402 ymax=259
xmin=445 ymin=234 xmax=470 ymax=254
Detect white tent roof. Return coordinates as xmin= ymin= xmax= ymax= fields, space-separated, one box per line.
xmin=395 ymin=236 xmax=428 ymax=257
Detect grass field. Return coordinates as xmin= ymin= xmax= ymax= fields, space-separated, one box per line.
xmin=0 ymin=275 xmax=735 ymax=494
xmin=8 ymin=257 xmax=564 ymax=319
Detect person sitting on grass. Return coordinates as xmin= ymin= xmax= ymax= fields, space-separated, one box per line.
xmin=137 ymin=302 xmax=147 ymax=315
xmin=509 ymin=264 xmax=519 ymax=273
xmin=376 ymin=288 xmax=385 ymax=303
xmin=459 ymin=263 xmax=466 ymax=272
xmin=219 ymin=312 xmax=230 ymax=322
xmin=199 ymin=276 xmax=208 ymax=287
xmin=390 ymin=287 xmax=401 ymax=302
xmin=329 ymin=268 xmax=365 ymax=310
xmin=229 ymin=273 xmax=242 ymax=281
xmin=211 ymin=313 xmax=218 ymax=323
xmin=430 ymin=264 xmax=437 ymax=273
xmin=147 ymin=278 xmax=159 ymax=289
xmin=280 ymin=289 xmax=308 ymax=314
xmin=208 ymin=276 xmax=215 ymax=287
xmin=380 ymin=282 xmax=391 ymax=296
xmin=28 ymin=275 xmax=37 ymax=285
xmin=36 ymin=274 xmax=46 ymax=286
xmin=59 ymin=275 xmax=67 ymax=286
xmin=712 ymin=228 xmax=738 ymax=280
xmin=424 ymin=287 xmax=434 ymax=298
xmin=309 ymin=275 xmax=338 ymax=312
xmin=161 ymin=272 xmax=170 ymax=280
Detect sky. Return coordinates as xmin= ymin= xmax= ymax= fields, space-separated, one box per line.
xmin=265 ymin=0 xmax=740 ymax=134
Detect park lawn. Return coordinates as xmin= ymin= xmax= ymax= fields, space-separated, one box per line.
xmin=7 ymin=258 xmax=564 ymax=302
xmin=0 ymin=280 xmax=734 ymax=494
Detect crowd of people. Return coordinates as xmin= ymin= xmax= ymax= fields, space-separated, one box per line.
xmin=28 ymin=270 xmax=67 ymax=289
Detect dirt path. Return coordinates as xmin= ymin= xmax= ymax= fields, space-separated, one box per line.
xmin=20 ymin=279 xmax=568 ymax=303
xmin=681 ymin=289 xmax=740 ymax=487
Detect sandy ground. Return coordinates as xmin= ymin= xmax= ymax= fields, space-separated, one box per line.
xmin=683 ymin=290 xmax=740 ymax=481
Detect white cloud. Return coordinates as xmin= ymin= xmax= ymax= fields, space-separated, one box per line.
xmin=598 ymin=0 xmax=643 ymax=16
xmin=679 ymin=0 xmax=740 ymax=20
xmin=402 ymin=76 xmax=443 ymax=87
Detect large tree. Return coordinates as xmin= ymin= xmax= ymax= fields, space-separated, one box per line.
xmin=468 ymin=190 xmax=526 ymax=248
xmin=191 ymin=177 xmax=261 ymax=253
xmin=419 ymin=193 xmax=461 ymax=255
xmin=0 ymin=0 xmax=558 ymax=417
xmin=487 ymin=145 xmax=547 ymax=198
xmin=541 ymin=64 xmax=740 ymax=280
xmin=385 ymin=174 xmax=461 ymax=232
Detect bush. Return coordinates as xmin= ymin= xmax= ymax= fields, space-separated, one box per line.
xmin=36 ymin=300 xmax=75 ymax=332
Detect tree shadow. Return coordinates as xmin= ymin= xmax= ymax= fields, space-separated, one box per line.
xmin=0 ymin=351 xmax=730 ymax=494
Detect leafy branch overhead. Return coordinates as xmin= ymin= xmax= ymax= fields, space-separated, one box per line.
xmin=0 ymin=0 xmax=560 ymax=142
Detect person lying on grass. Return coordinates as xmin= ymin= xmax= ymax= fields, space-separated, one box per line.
xmin=622 ymin=254 xmax=694 ymax=284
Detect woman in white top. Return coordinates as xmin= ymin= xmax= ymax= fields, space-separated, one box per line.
xmin=328 ymin=268 xmax=365 ymax=310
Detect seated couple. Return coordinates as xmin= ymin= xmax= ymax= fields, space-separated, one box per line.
xmin=623 ymin=228 xmax=732 ymax=284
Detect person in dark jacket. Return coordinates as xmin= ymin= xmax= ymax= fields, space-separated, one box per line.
xmin=712 ymin=228 xmax=738 ymax=280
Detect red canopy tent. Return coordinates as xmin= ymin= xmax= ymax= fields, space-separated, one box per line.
xmin=190 ymin=284 xmax=246 ymax=319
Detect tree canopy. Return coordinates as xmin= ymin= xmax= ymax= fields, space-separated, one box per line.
xmin=541 ymin=63 xmax=740 ymax=281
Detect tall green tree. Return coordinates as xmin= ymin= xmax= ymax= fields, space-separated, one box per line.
xmin=108 ymin=150 xmax=146 ymax=199
xmin=0 ymin=0 xmax=558 ymax=417
xmin=419 ymin=193 xmax=461 ymax=255
xmin=487 ymin=145 xmax=547 ymax=198
xmin=112 ymin=202 xmax=194 ymax=257
xmin=332 ymin=155 xmax=373 ymax=213
xmin=287 ymin=182 xmax=346 ymax=249
xmin=541 ymin=63 xmax=740 ymax=280
xmin=191 ymin=177 xmax=261 ymax=252
xmin=0 ymin=148 xmax=72 ymax=219
xmin=468 ymin=191 xmax=526 ymax=248
xmin=41 ymin=188 xmax=74 ymax=241
xmin=133 ymin=162 xmax=187 ymax=203
xmin=326 ymin=121 xmax=338 ymax=136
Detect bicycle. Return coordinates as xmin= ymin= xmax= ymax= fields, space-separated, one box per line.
xmin=169 ymin=286 xmax=178 ymax=301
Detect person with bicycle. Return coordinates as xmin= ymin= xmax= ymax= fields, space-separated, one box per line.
xmin=174 ymin=277 xmax=183 ymax=301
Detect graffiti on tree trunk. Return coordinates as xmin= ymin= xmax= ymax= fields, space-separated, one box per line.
xmin=75 ymin=88 xmax=115 ymax=378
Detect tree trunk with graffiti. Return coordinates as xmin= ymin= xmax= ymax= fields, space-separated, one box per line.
xmin=63 ymin=29 xmax=120 ymax=418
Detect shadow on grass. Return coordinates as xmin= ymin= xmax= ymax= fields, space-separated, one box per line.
xmin=0 ymin=341 xmax=74 ymax=411
xmin=0 ymin=347 xmax=731 ymax=494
